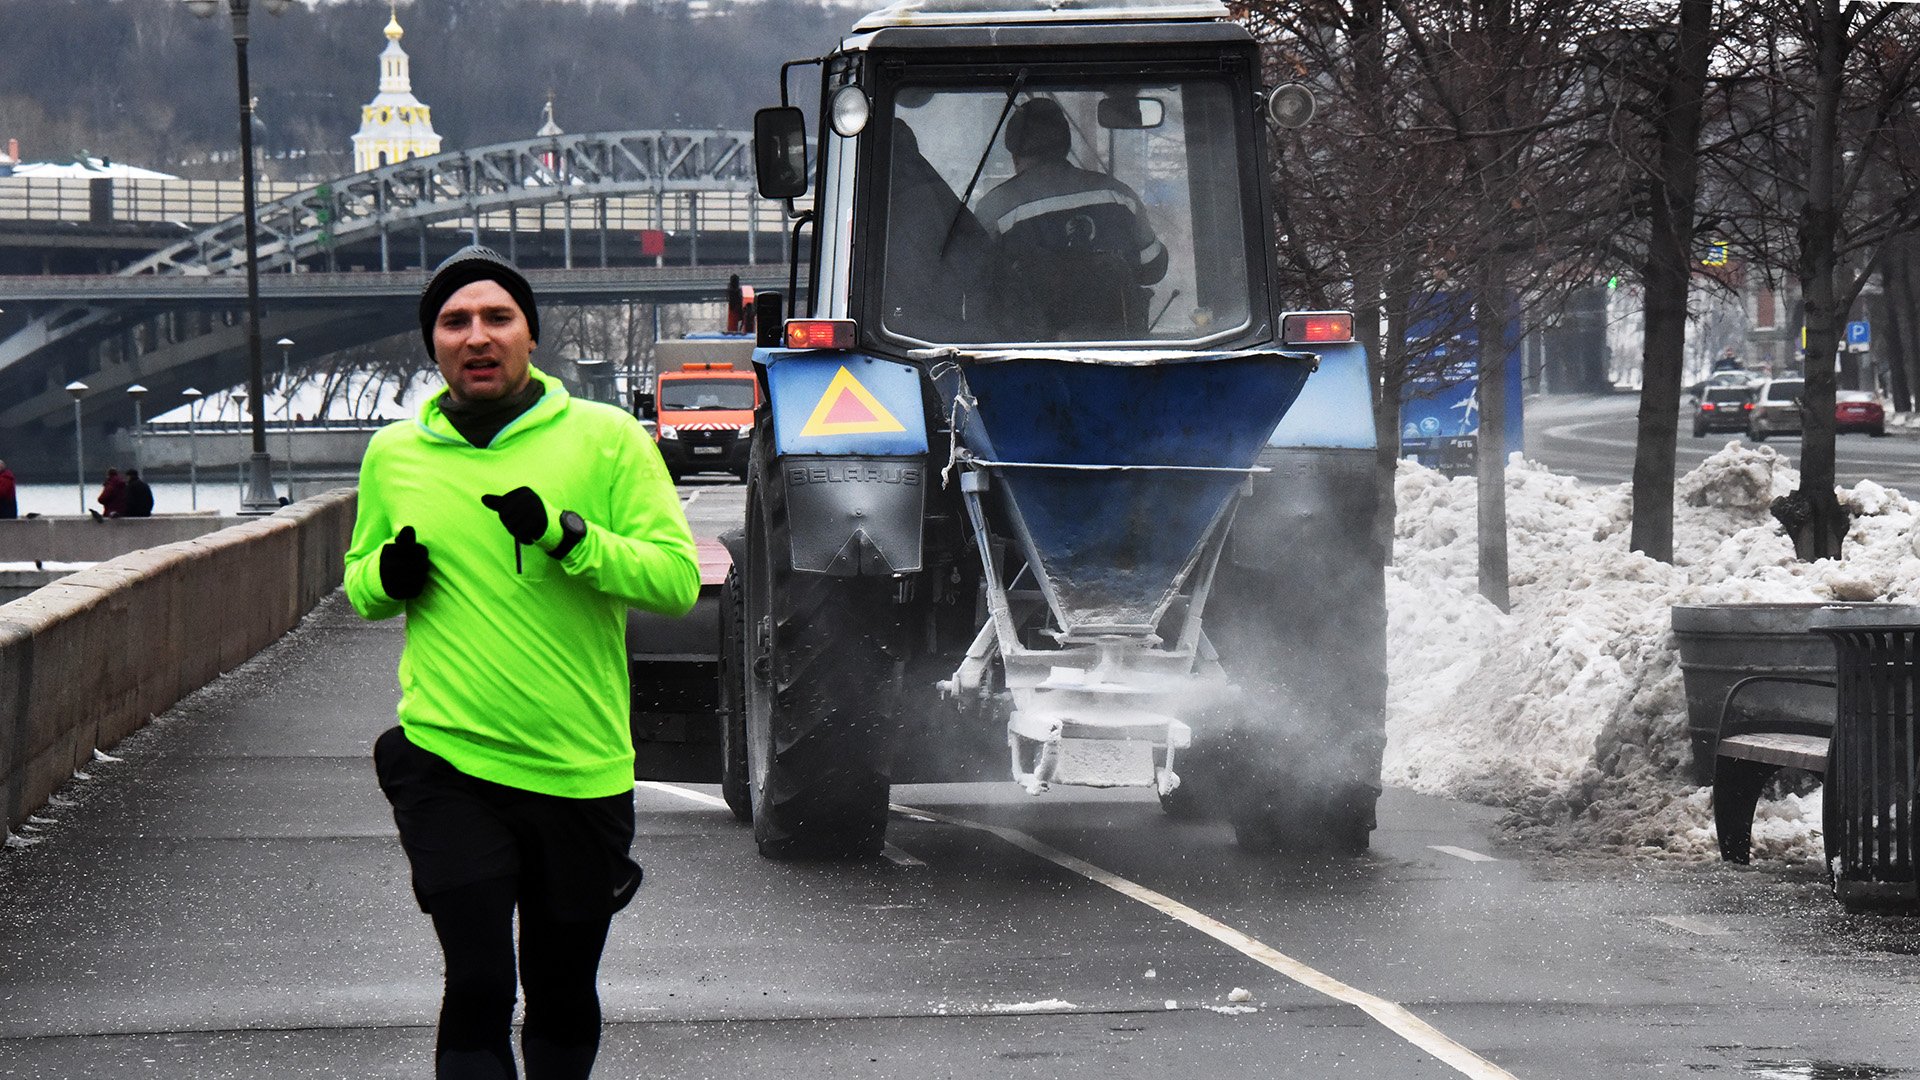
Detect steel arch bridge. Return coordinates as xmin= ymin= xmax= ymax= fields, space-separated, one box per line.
xmin=150 ymin=128 xmax=759 ymax=277
xmin=0 ymin=130 xmax=787 ymax=446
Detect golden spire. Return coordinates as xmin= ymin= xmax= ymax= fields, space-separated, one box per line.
xmin=385 ymin=2 xmax=403 ymax=41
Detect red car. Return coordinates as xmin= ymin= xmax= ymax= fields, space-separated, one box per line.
xmin=1835 ymin=390 xmax=1886 ymax=437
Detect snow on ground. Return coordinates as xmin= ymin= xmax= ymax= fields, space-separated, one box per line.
xmin=1386 ymin=442 xmax=1920 ymax=866
xmin=987 ymin=999 xmax=1079 ymax=1013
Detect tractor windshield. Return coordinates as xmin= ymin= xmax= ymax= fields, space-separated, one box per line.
xmin=875 ymin=76 xmax=1255 ymax=347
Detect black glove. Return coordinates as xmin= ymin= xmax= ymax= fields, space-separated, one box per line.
xmin=380 ymin=525 xmax=430 ymax=600
xmin=480 ymin=486 xmax=549 ymax=546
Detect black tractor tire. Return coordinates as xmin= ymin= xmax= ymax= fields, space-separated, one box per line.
xmin=1691 ymin=423 xmax=1706 ymax=438
xmin=717 ymin=564 xmax=752 ymax=823
xmin=1205 ymin=561 xmax=1381 ymax=854
xmin=1749 ymin=425 xmax=1767 ymax=442
xmin=1157 ymin=781 xmax=1211 ymax=820
xmin=1156 ymin=745 xmax=1224 ymax=821
xmin=1227 ymin=766 xmax=1374 ymax=855
xmin=741 ymin=436 xmax=898 ymax=859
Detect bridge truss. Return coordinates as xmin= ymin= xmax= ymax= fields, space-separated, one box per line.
xmin=154 ymin=129 xmax=760 ymax=277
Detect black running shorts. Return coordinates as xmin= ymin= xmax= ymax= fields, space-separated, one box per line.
xmin=372 ymin=726 xmax=642 ymax=920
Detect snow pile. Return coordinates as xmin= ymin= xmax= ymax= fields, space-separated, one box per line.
xmin=1385 ymin=442 xmax=1920 ymax=864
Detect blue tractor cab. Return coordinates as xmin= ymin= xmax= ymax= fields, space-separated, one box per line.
xmin=703 ymin=0 xmax=1386 ymax=859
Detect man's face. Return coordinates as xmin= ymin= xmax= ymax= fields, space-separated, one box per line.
xmin=432 ymin=279 xmax=535 ymax=403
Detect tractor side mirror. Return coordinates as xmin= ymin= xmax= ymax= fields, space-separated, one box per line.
xmin=754 ymin=107 xmax=810 ymax=200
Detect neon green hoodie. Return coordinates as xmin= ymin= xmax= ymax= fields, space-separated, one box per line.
xmin=345 ymin=367 xmax=699 ymax=798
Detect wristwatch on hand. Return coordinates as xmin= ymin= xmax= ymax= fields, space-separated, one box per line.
xmin=548 ymin=510 xmax=587 ymax=561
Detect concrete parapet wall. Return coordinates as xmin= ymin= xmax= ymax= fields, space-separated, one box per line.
xmin=0 ymin=514 xmax=241 ymax=564
xmin=107 ymin=428 xmax=381 ymax=471
xmin=0 ymin=489 xmax=357 ymax=833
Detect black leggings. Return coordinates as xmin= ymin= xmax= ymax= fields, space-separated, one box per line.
xmin=429 ymin=876 xmax=614 ymax=1080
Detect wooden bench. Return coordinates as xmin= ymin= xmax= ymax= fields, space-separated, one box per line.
xmin=1712 ymin=674 xmax=1835 ymax=864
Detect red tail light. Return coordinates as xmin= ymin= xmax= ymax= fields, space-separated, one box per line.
xmin=1701 ymin=403 xmax=1715 ymax=411
xmin=1744 ymin=402 xmax=1754 ymax=411
xmin=784 ymin=319 xmax=857 ymax=350
xmin=1282 ymin=312 xmax=1354 ymax=344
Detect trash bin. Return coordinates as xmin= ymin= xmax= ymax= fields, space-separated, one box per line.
xmin=1809 ymin=605 xmax=1920 ymax=913
xmin=1671 ymin=603 xmax=1868 ymax=785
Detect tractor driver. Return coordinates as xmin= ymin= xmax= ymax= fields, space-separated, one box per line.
xmin=973 ymin=97 xmax=1168 ymax=340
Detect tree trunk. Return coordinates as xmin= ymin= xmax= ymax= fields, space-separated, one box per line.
xmin=1475 ymin=257 xmax=1511 ymax=612
xmin=1628 ymin=0 xmax=1713 ymax=564
xmin=1883 ymin=236 xmax=1919 ymax=414
xmin=1779 ymin=0 xmax=1848 ymax=561
xmin=1355 ymin=261 xmax=1401 ymax=565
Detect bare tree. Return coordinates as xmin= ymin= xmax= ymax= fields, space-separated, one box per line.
xmin=1713 ymin=0 xmax=1920 ymax=560
xmin=1246 ymin=1 xmax=1575 ymax=576
xmin=1604 ymin=0 xmax=1718 ymax=564
xmin=1384 ymin=0 xmax=1619 ymax=609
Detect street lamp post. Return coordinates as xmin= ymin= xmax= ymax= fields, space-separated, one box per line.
xmin=65 ymin=381 xmax=88 ymax=515
xmin=187 ymin=0 xmax=291 ymax=513
xmin=127 ymin=383 xmax=148 ymax=473
xmin=233 ymin=390 xmax=248 ymax=498
xmin=276 ymin=336 xmax=295 ymax=501
xmin=183 ymin=387 xmax=204 ymax=511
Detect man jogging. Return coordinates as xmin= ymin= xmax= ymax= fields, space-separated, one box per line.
xmin=344 ymin=245 xmax=699 ymax=1079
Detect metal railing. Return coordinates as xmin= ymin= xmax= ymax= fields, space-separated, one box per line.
xmin=0 ymin=176 xmax=786 ymax=237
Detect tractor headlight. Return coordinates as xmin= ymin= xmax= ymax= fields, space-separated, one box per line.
xmin=830 ymin=86 xmax=870 ymax=137
xmin=736 ymin=427 xmax=754 ymax=439
xmin=658 ymin=426 xmax=678 ymax=440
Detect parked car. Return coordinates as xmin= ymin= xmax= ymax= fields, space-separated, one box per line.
xmin=1746 ymin=378 xmax=1804 ymax=441
xmin=1692 ymin=384 xmax=1754 ymax=437
xmin=1835 ymin=390 xmax=1887 ymax=436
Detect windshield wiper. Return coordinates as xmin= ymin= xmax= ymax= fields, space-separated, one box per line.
xmin=941 ymin=68 xmax=1027 ymax=257
xmin=1147 ymin=289 xmax=1181 ymax=333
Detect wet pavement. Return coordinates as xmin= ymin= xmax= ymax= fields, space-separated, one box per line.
xmin=1 ymin=488 xmax=1918 ymax=1078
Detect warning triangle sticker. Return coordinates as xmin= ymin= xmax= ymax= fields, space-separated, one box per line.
xmin=799 ymin=366 xmax=907 ymax=437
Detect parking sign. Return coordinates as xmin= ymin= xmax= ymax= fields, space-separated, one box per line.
xmin=1847 ymin=320 xmax=1871 ymax=352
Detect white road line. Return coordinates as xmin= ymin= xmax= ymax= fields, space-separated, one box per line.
xmin=637 ymin=780 xmax=727 ymax=809
xmin=681 ymin=491 xmax=703 ymax=509
xmin=1429 ymin=845 xmax=1498 ymax=863
xmin=895 ymin=803 xmax=1520 ymax=1080
xmin=882 ymin=844 xmax=927 ymax=867
xmin=1650 ymin=915 xmax=1732 ymax=937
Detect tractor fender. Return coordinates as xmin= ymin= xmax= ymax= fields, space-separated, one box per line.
xmin=758 ymin=349 xmax=930 ymax=577
xmin=776 ymin=455 xmax=927 ymax=576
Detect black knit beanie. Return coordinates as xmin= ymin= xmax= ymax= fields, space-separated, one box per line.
xmin=418 ymin=245 xmax=540 ymax=352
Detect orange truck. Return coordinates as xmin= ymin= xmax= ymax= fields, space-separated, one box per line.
xmin=646 ymin=335 xmax=759 ymax=482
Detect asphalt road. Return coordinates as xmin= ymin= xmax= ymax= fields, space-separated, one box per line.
xmin=1527 ymin=392 xmax=1920 ymax=491
xmin=3 ymin=482 xmax=1919 ymax=1080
